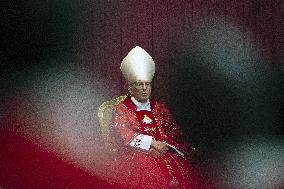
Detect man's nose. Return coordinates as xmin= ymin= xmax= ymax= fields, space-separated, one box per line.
xmin=142 ymin=84 xmax=147 ymax=90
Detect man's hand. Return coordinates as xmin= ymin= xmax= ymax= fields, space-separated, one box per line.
xmin=150 ymin=140 xmax=169 ymax=157
xmin=149 ymin=148 xmax=162 ymax=157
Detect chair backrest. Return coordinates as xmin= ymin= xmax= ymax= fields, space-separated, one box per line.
xmin=98 ymin=95 xmax=127 ymax=152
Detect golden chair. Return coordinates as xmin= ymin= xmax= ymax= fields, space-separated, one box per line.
xmin=98 ymin=95 xmax=127 ymax=152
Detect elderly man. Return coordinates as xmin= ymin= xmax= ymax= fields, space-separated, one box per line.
xmin=109 ymin=46 xmax=191 ymax=189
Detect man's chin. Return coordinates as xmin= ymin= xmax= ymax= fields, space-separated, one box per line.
xmin=138 ymin=97 xmax=149 ymax=103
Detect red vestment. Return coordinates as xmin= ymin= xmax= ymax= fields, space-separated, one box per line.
xmin=107 ymin=96 xmax=192 ymax=189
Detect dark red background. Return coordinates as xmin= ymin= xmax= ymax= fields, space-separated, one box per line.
xmin=1 ymin=1 xmax=283 ymax=189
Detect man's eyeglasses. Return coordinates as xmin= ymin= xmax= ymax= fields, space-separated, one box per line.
xmin=131 ymin=81 xmax=151 ymax=89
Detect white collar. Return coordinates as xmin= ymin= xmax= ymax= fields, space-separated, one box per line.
xmin=130 ymin=97 xmax=151 ymax=111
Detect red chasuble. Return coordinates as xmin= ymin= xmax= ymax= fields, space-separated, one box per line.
xmin=108 ymin=96 xmax=192 ymax=189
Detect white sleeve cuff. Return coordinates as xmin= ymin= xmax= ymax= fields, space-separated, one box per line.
xmin=129 ymin=134 xmax=152 ymax=150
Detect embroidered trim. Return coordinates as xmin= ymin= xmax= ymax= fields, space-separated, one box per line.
xmin=142 ymin=114 xmax=153 ymax=124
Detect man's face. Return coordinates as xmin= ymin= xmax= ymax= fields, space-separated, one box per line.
xmin=128 ymin=80 xmax=152 ymax=103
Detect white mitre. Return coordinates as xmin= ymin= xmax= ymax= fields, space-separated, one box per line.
xmin=120 ymin=46 xmax=155 ymax=84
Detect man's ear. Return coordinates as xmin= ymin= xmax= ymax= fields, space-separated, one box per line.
xmin=128 ymin=86 xmax=133 ymax=96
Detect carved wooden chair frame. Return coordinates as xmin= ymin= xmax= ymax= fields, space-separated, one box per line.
xmin=97 ymin=95 xmax=127 ymax=152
